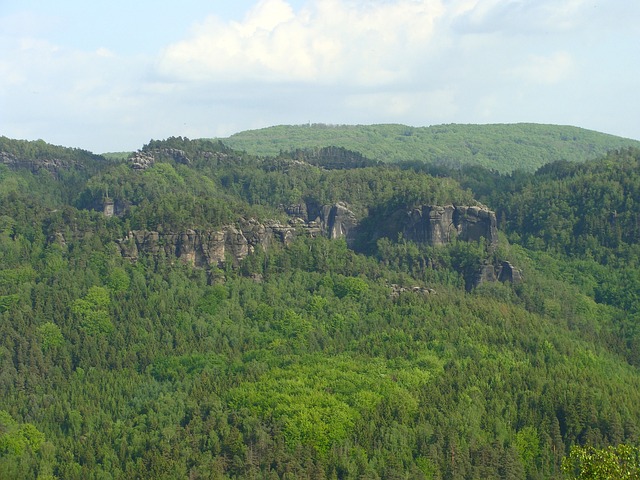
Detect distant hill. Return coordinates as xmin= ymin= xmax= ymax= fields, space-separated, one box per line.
xmin=0 ymin=136 xmax=106 ymax=172
xmin=219 ymin=123 xmax=640 ymax=173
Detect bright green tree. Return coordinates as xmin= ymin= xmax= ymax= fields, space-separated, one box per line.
xmin=37 ymin=322 xmax=64 ymax=351
xmin=562 ymin=444 xmax=640 ymax=479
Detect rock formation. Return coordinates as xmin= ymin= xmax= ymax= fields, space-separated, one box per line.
xmin=112 ymin=202 xmax=359 ymax=268
xmin=497 ymin=261 xmax=523 ymax=284
xmin=389 ymin=284 xmax=436 ymax=299
xmin=283 ymin=203 xmax=308 ymax=220
xmin=105 ymin=200 xmax=518 ymax=283
xmin=103 ymin=199 xmax=115 ymax=217
xmin=475 ymin=264 xmax=498 ymax=285
xmin=130 ymin=151 xmax=156 ymax=170
xmin=0 ymin=151 xmax=72 ymax=173
xmin=318 ymin=202 xmax=359 ymax=246
xmin=129 ymin=148 xmax=191 ymax=170
xmin=117 ymin=229 xmax=232 ymax=267
xmin=474 ymin=261 xmax=523 ymax=288
xmin=402 ymin=205 xmax=498 ymax=248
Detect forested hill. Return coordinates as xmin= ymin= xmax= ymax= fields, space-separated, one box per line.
xmin=1 ymin=135 xmax=640 ymax=478
xmin=219 ymin=123 xmax=640 ymax=173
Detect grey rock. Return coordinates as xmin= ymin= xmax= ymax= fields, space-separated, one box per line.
xmin=319 ymin=202 xmax=359 ymax=246
xmin=474 ymin=260 xmax=524 ymax=288
xmin=129 ymin=148 xmax=190 ymax=170
xmin=103 ymin=199 xmax=115 ymax=217
xmin=284 ymin=203 xmax=308 ymax=220
xmin=402 ymin=205 xmax=498 ymax=247
xmin=130 ymin=151 xmax=155 ymax=170
xmin=475 ymin=264 xmax=497 ymax=285
xmin=113 ymin=203 xmax=505 ymax=274
xmin=498 ymin=261 xmax=523 ymax=284
xmin=0 ymin=151 xmax=70 ymax=173
xmin=389 ymin=283 xmax=435 ymax=299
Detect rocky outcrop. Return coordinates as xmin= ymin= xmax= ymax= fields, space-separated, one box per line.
xmin=129 ymin=148 xmax=191 ymax=170
xmin=389 ymin=284 xmax=436 ymax=299
xmin=283 ymin=203 xmax=308 ymax=219
xmin=318 ymin=202 xmax=359 ymax=246
xmin=397 ymin=205 xmax=523 ymax=289
xmin=118 ymin=229 xmax=241 ymax=268
xmin=475 ymin=264 xmax=498 ymax=285
xmin=402 ymin=205 xmax=498 ymax=248
xmin=497 ymin=261 xmax=523 ymax=284
xmin=474 ymin=261 xmax=523 ymax=288
xmin=0 ymin=151 xmax=71 ymax=173
xmin=130 ymin=151 xmax=156 ymax=170
xmin=113 ymin=202 xmax=358 ymax=267
xmin=117 ymin=222 xmax=290 ymax=268
xmin=108 ymin=201 xmax=515 ymax=279
xmin=103 ymin=199 xmax=115 ymax=217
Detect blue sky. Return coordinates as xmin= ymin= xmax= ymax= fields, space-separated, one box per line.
xmin=1 ymin=0 xmax=639 ymax=153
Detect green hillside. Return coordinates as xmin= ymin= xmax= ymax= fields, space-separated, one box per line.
xmin=1 ymin=136 xmax=640 ymax=478
xmin=219 ymin=123 xmax=640 ymax=173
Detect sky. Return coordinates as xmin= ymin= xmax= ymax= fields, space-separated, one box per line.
xmin=1 ymin=0 xmax=639 ymax=153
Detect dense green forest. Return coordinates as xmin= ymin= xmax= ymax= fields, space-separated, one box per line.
xmin=1 ymin=133 xmax=640 ymax=479
xmin=218 ymin=123 xmax=640 ymax=173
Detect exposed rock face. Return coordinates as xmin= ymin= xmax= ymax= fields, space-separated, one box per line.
xmin=474 ymin=261 xmax=523 ymax=288
xmin=389 ymin=284 xmax=436 ymax=299
xmin=319 ymin=202 xmax=359 ymax=246
xmin=161 ymin=148 xmax=191 ymax=165
xmin=116 ymin=218 xmax=318 ymax=268
xmin=118 ymin=226 xmax=261 ymax=268
xmin=284 ymin=203 xmax=308 ymax=219
xmin=110 ymin=202 xmax=513 ymax=278
xmin=114 ymin=202 xmax=357 ymax=267
xmin=129 ymin=148 xmax=191 ymax=170
xmin=284 ymin=201 xmax=358 ymax=245
xmin=402 ymin=205 xmax=498 ymax=248
xmin=103 ymin=199 xmax=115 ymax=217
xmin=130 ymin=151 xmax=156 ymax=170
xmin=475 ymin=264 xmax=498 ymax=285
xmin=0 ymin=151 xmax=71 ymax=173
xmin=497 ymin=261 xmax=523 ymax=284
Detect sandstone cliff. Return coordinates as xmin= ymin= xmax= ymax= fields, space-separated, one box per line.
xmin=474 ymin=261 xmax=523 ymax=287
xmin=113 ymin=201 xmax=359 ymax=267
xmin=402 ymin=205 xmax=498 ymax=248
xmin=117 ymin=220 xmax=302 ymax=268
xmin=318 ymin=202 xmax=359 ymax=246
xmin=129 ymin=148 xmax=192 ymax=170
xmin=0 ymin=151 xmax=73 ymax=173
xmin=113 ymin=202 xmax=503 ymax=272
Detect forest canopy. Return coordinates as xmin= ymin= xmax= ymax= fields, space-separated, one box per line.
xmin=0 ymin=131 xmax=640 ymax=479
xmin=218 ymin=123 xmax=640 ymax=173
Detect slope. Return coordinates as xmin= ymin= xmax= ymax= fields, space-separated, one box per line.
xmin=219 ymin=123 xmax=640 ymax=173
xmin=0 ymin=137 xmax=639 ymax=479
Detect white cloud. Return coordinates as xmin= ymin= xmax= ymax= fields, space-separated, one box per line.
xmin=345 ymin=88 xmax=458 ymax=120
xmin=96 ymin=47 xmax=116 ymax=58
xmin=509 ymin=51 xmax=574 ymax=85
xmin=2 ymin=0 xmax=639 ymax=152
xmin=156 ymin=0 xmax=445 ymax=86
xmin=450 ymin=0 xmax=591 ymax=34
